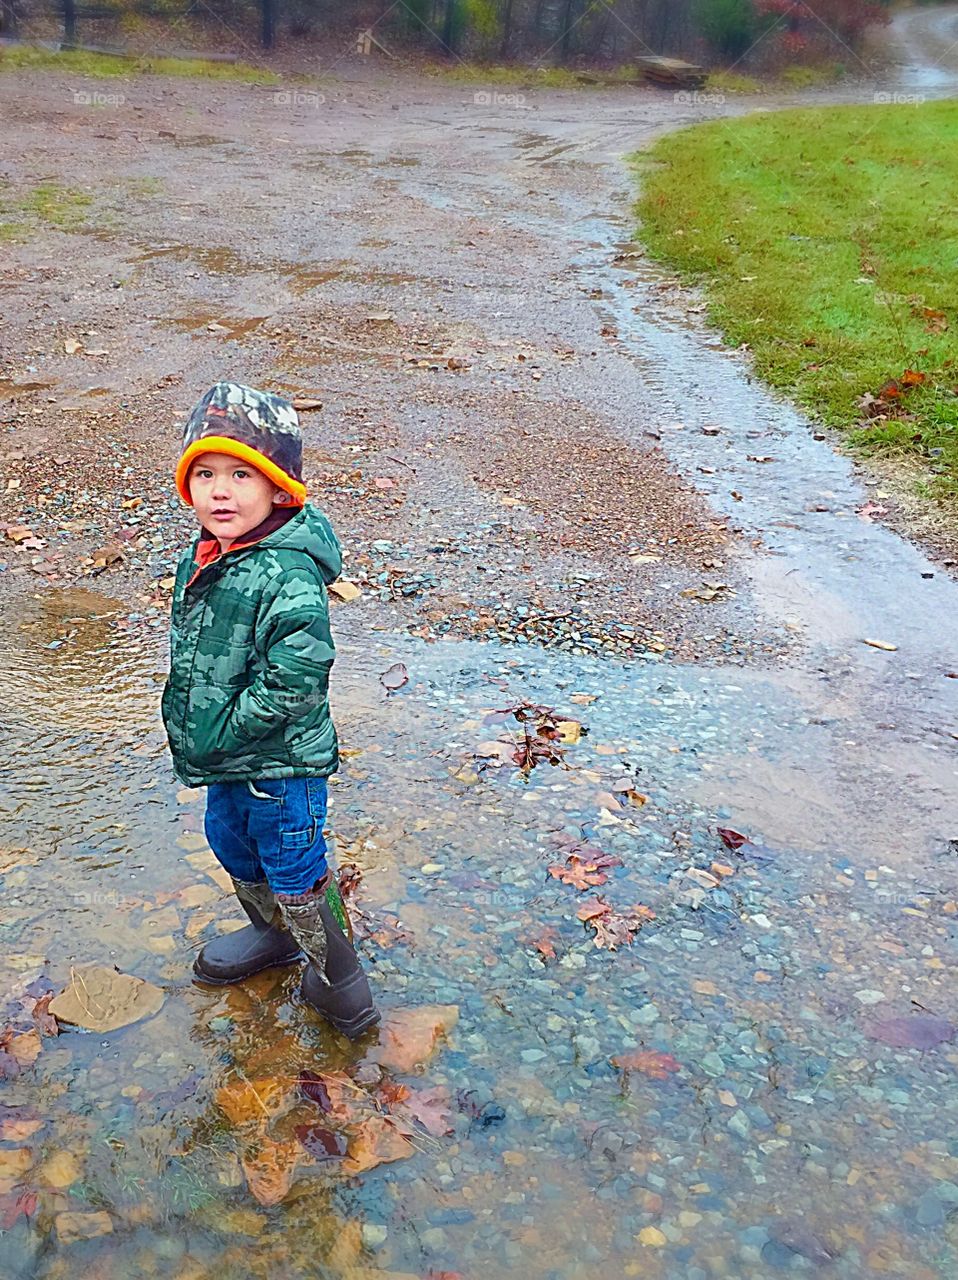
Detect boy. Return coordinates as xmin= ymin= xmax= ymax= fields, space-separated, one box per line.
xmin=161 ymin=381 xmax=379 ymax=1040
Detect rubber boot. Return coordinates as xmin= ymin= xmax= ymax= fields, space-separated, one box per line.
xmin=277 ymin=874 xmax=380 ymax=1040
xmin=193 ymin=877 xmax=302 ymax=984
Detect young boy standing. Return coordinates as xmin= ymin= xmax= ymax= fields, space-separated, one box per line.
xmin=161 ymin=382 xmax=379 ymax=1040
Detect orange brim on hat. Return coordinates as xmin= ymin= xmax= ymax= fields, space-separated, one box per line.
xmin=176 ymin=436 xmax=307 ymax=507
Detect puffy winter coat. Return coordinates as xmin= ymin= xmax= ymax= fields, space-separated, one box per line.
xmin=162 ymin=504 xmax=342 ymax=786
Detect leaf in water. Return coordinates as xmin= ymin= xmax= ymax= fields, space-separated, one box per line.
xmin=380 ymin=662 xmax=409 ymax=693
xmin=717 ymin=827 xmax=749 ymax=851
xmin=401 ymin=1085 xmax=453 ymax=1137
xmin=294 ymin=1124 xmax=347 ymax=1162
xmin=32 ymin=995 xmax=59 ymax=1038
xmin=0 ymin=1108 xmax=43 ymax=1142
xmin=576 ymin=899 xmax=610 ymax=923
xmin=0 ymin=1189 xmax=37 ymax=1230
xmin=865 ymin=1015 xmax=955 ymax=1050
xmin=297 ymin=1070 xmax=332 ymax=1113
xmin=0 ymin=1027 xmax=41 ymax=1068
xmin=367 ymin=1005 xmax=459 ymax=1074
xmin=343 ymin=1114 xmax=414 ymax=1175
xmin=241 ymin=1137 xmax=300 ymax=1207
xmin=611 ymin=1049 xmax=681 ymax=1080
xmin=549 ymin=861 xmax=606 ymax=891
xmin=376 ymin=1080 xmax=411 ymax=1109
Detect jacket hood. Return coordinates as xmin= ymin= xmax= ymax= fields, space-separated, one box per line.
xmin=246 ymin=503 xmax=342 ymax=585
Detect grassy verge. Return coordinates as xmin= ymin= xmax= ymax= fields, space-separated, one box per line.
xmin=634 ymin=101 xmax=958 ymax=501
xmin=0 ymin=44 xmax=278 ymax=83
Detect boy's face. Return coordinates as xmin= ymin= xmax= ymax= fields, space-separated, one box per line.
xmin=188 ymin=451 xmax=287 ymax=548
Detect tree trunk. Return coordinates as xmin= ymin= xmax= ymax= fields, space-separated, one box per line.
xmin=1 ymin=0 xmax=19 ymax=37
xmin=500 ymin=0 xmax=515 ymax=58
xmin=62 ymin=0 xmax=76 ymax=47
xmin=559 ymin=0 xmax=579 ymax=63
xmin=260 ymin=0 xmax=275 ymax=49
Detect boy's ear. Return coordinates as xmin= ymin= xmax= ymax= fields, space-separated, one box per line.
xmin=272 ymin=490 xmax=291 ymax=506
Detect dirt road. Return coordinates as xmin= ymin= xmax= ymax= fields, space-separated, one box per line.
xmin=1 ymin=12 xmax=958 ymax=1279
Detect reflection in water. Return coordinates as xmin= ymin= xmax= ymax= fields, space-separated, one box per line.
xmin=2 ymin=590 xmax=958 ymax=1278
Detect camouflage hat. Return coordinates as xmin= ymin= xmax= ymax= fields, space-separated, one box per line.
xmin=176 ymin=382 xmax=306 ymax=507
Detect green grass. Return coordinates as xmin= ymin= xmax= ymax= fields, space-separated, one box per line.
xmin=423 ymin=60 xmax=628 ymax=88
xmin=0 ymin=44 xmax=278 ymax=83
xmin=705 ymin=70 xmax=763 ymax=94
xmin=17 ymin=182 xmax=92 ymax=228
xmin=634 ymin=100 xmax=958 ymax=501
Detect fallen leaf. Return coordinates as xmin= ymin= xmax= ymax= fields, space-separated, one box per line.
xmin=401 ymin=1085 xmax=453 ymax=1137
xmin=293 ymin=1124 xmax=347 ymax=1161
xmin=0 ymin=1189 xmax=37 ymax=1230
xmin=5 ymin=526 xmax=34 ymax=543
xmin=576 ymin=899 xmax=611 ymax=923
xmin=0 ymin=1028 xmax=41 ymax=1068
xmin=0 ymin=1110 xmax=43 ymax=1142
xmin=862 ymin=638 xmax=898 ymax=652
xmin=63 ymin=338 xmax=82 ymax=355
xmin=373 ymin=477 xmax=397 ymax=490
xmin=32 ymin=994 xmax=59 ymax=1037
xmin=717 ymin=827 xmax=749 ymax=851
xmin=569 ymin=692 xmax=597 ymax=706
xmin=48 ymin=965 xmax=163 ymax=1033
xmin=550 ymin=860 xmax=607 ymax=890
xmin=380 ymin=662 xmax=409 ymax=693
xmin=611 ymin=1049 xmax=681 ymax=1080
xmin=297 ymin=1070 xmax=333 ymax=1113
xmin=291 ymin=397 xmax=323 ymax=411
xmin=367 ymin=1005 xmax=459 ymax=1074
xmin=857 ymin=501 xmax=889 ymax=522
xmin=241 ymin=1137 xmax=300 ymax=1207
xmin=328 ymin=579 xmax=361 ymax=603
xmin=343 ymin=1114 xmax=413 ymax=1174
xmin=556 ymin=719 xmax=582 ymax=744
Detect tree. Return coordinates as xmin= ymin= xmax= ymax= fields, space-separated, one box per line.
xmin=694 ymin=0 xmax=756 ymax=57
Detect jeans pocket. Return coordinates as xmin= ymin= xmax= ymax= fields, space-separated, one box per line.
xmin=247 ymin=778 xmax=286 ymax=802
xmin=278 ymin=777 xmax=320 ymax=851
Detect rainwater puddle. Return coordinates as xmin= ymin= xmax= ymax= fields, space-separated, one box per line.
xmin=572 ymin=212 xmax=958 ymax=682
xmin=3 ymin=589 xmax=958 ymax=1277
xmin=168 ymin=314 xmax=269 ymax=340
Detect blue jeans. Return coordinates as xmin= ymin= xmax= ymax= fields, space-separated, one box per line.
xmin=204 ymin=777 xmax=329 ymax=897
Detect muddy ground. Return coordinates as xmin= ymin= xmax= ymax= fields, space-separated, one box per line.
xmin=2 ymin=9 xmax=958 ymax=1280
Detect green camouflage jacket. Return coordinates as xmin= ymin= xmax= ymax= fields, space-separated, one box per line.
xmin=162 ymin=504 xmax=343 ymax=786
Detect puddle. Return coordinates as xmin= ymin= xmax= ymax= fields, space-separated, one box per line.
xmin=0 ymin=379 xmax=53 ymax=394
xmin=168 ymin=314 xmax=269 ymax=340
xmin=572 ymin=213 xmax=958 ymax=680
xmin=3 ymin=588 xmax=958 ymax=1277
xmin=133 ymin=244 xmax=252 ymax=277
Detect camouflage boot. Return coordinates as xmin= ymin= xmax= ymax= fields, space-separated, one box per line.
xmin=193 ymin=877 xmax=302 ymax=984
xmin=276 ymin=873 xmax=380 ymax=1040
